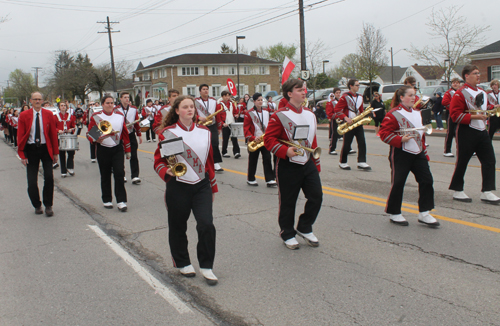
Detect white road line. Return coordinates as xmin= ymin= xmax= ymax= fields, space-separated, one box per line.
xmin=88 ymin=224 xmax=192 ymax=314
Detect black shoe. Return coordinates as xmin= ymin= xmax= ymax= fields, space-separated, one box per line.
xmin=35 ymin=206 xmax=44 ymax=215
xmin=53 ymin=163 xmax=59 ymax=169
xmin=45 ymin=206 xmax=54 ymax=217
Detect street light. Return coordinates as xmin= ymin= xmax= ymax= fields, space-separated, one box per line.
xmin=236 ymin=36 xmax=246 ymax=98
xmin=322 ymin=60 xmax=329 ymax=74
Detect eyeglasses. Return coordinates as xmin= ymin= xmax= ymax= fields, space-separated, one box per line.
xmin=32 ymin=99 xmax=42 ymax=101
xmin=471 ymin=72 xmax=481 ymax=76
xmin=354 ymin=84 xmax=360 ymax=87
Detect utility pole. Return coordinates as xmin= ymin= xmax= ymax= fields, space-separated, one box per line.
xmin=98 ymin=16 xmax=120 ymax=94
xmin=298 ymin=0 xmax=307 ymax=72
xmin=32 ymin=67 xmax=42 ymax=88
xmin=390 ymin=47 xmax=394 ymax=84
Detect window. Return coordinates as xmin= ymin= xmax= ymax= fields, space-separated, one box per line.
xmin=160 ymin=68 xmax=167 ymax=78
xmin=238 ymin=85 xmax=245 ymax=96
xmin=243 ymin=66 xmax=251 ymax=75
xmin=259 ymin=66 xmax=267 ymax=75
xmin=491 ymin=65 xmax=500 ymax=80
xmin=181 ymin=67 xmax=199 ymax=76
xmin=228 ymin=66 xmax=236 ymax=75
xmin=144 ymin=72 xmax=151 ymax=81
xmin=258 ymin=84 xmax=267 ymax=93
xmin=426 ymin=81 xmax=436 ymax=86
xmin=153 ymin=70 xmax=158 ymax=79
xmin=187 ymin=86 xmax=196 ymax=96
xmin=212 ymin=67 xmax=220 ymax=75
xmin=212 ymin=85 xmax=221 ymax=97
xmin=405 ymin=71 xmax=413 ymax=77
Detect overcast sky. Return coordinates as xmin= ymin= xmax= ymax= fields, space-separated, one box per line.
xmin=0 ymin=0 xmax=498 ymax=89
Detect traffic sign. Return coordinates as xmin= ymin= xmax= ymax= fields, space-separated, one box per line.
xmin=300 ymin=70 xmax=310 ymax=81
xmin=227 ymin=78 xmax=237 ymax=96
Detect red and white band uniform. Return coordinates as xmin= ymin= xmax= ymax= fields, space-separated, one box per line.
xmin=264 ymin=102 xmax=323 ymax=242
xmin=486 ymin=89 xmax=500 ymax=139
xmin=87 ymin=110 xmax=131 ymax=204
xmin=218 ymin=100 xmax=241 ymax=156
xmin=442 ymin=87 xmax=458 ymax=154
xmin=449 ymin=83 xmax=496 ymax=194
xmin=154 ymin=121 xmax=218 ymax=270
xmin=278 ymin=97 xmax=289 ymax=110
xmin=379 ymin=104 xmax=434 ymax=215
xmin=153 ymin=104 xmax=171 ymax=134
xmin=10 ymin=114 xmax=19 ymax=147
xmin=267 ymin=101 xmax=276 ymax=113
xmin=244 ymin=107 xmax=275 ymax=183
xmin=115 ymin=104 xmax=142 ymax=179
xmin=325 ymin=93 xmax=341 ymax=153
xmin=334 ymin=91 xmax=368 ymax=166
xmin=236 ymin=102 xmax=246 ymax=122
xmin=195 ymin=96 xmax=223 ymax=164
xmin=54 ymin=112 xmax=77 ymax=175
xmin=141 ymin=104 xmax=157 ymax=142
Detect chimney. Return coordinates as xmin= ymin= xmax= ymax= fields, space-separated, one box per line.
xmin=250 ymin=51 xmax=257 ymax=57
xmin=414 ymin=63 xmax=418 ymax=66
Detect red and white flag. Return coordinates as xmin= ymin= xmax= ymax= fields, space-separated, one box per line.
xmin=281 ymin=56 xmax=295 ymax=85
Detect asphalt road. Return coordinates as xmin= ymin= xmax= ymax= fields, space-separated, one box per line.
xmin=1 ymin=127 xmax=499 ymax=326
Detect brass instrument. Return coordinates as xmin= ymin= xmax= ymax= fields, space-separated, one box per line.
xmin=247 ymin=133 xmax=265 ymax=152
xmin=198 ymin=108 xmax=224 ymax=126
xmin=336 ymin=107 xmax=374 ymax=136
xmin=279 ymin=139 xmax=321 ymax=159
xmin=413 ymin=98 xmax=430 ymax=109
xmin=466 ymin=107 xmax=500 ymax=118
xmin=98 ymin=120 xmax=113 ymax=135
xmin=167 ymin=155 xmax=187 ymax=177
xmin=125 ymin=118 xmax=141 ymax=129
xmin=395 ymin=124 xmax=433 ymax=136
xmin=301 ymin=98 xmax=309 ymax=108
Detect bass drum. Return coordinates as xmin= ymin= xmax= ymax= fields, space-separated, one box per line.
xmin=59 ymin=134 xmax=79 ymax=151
xmin=230 ymin=122 xmax=244 ymax=138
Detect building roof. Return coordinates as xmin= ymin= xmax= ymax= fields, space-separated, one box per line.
xmin=136 ymin=61 xmax=144 ymax=71
xmin=138 ymin=53 xmax=281 ymax=71
xmin=412 ymin=65 xmax=444 ymax=80
xmin=377 ymin=66 xmax=407 ymax=83
xmin=469 ymin=40 xmax=500 ymax=55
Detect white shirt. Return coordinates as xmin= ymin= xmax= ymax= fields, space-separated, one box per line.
xmin=28 ymin=109 xmax=46 ymax=144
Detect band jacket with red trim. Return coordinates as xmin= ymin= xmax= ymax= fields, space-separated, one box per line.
xmin=217 ymin=100 xmax=239 ymax=129
xmin=141 ymin=105 xmax=155 ymax=119
xmin=17 ymin=108 xmax=60 ymax=160
xmin=450 ymin=83 xmax=493 ymax=126
xmin=441 ymin=88 xmax=457 ymax=110
xmin=10 ymin=115 xmax=19 ymax=128
xmin=278 ymin=97 xmax=289 ymax=110
xmin=154 ymin=122 xmax=218 ymax=193
xmin=487 ymin=90 xmax=499 ymax=106
xmin=264 ymin=103 xmax=321 ymax=172
xmin=334 ymin=91 xmax=364 ymax=121
xmin=54 ymin=112 xmax=76 ymax=134
xmin=237 ymin=102 xmax=247 ymax=116
xmin=114 ymin=104 xmax=142 ymax=136
xmin=86 ymin=110 xmax=131 ymax=153
xmin=379 ymin=104 xmax=429 ymax=161
xmin=325 ymin=98 xmax=339 ymax=120
xmin=243 ymin=108 xmax=268 ymax=143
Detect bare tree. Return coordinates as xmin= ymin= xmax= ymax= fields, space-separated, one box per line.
xmin=357 ymin=23 xmax=388 ymax=101
xmin=305 ymin=39 xmax=332 ymax=104
xmin=91 ymin=61 xmax=131 ymax=100
xmin=407 ymin=6 xmax=489 ymax=83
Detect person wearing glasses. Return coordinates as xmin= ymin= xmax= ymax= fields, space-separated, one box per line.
xmin=334 ymin=79 xmax=371 ymax=170
xmin=449 ymin=65 xmax=500 ymax=204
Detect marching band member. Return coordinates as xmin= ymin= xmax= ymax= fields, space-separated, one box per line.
xmin=219 ymin=91 xmax=241 ymax=159
xmin=74 ymin=104 xmax=84 ymax=136
xmin=18 ymin=92 xmax=59 ymax=217
xmin=142 ymin=99 xmax=156 ymax=142
xmin=244 ymin=93 xmax=277 ymax=187
xmin=334 ymin=79 xmax=371 ymax=170
xmin=487 ymin=79 xmax=500 ymax=139
xmin=0 ymin=109 xmax=9 ymax=143
xmin=55 ymin=102 xmax=77 ymax=177
xmin=265 ymin=79 xmax=322 ymax=250
xmin=10 ymin=109 xmax=19 ymax=148
xmin=402 ymin=76 xmax=422 ymax=110
xmin=266 ymin=95 xmax=276 ymax=113
xmin=379 ymin=86 xmax=438 ymax=226
xmin=195 ymin=84 xmax=223 ymax=172
xmin=154 ymin=95 xmax=218 ymax=285
xmin=87 ymin=94 xmax=131 ymax=211
xmin=236 ymin=98 xmax=247 ymax=122
xmin=115 ymin=92 xmax=143 ymax=184
xmin=84 ymin=102 xmax=97 ymax=163
xmin=449 ymin=65 xmax=500 ymax=204
xmin=7 ymin=108 xmax=14 ymax=146
xmin=326 ymin=88 xmax=342 ymax=155
xmin=442 ymin=78 xmax=461 ymax=157
xmin=153 ymin=89 xmax=179 ymax=134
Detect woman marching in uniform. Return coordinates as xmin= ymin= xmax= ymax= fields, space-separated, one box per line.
xmin=55 ymin=102 xmax=77 ymax=177
xmin=87 ymin=94 xmax=131 ymax=212
xmin=154 ymin=95 xmax=219 ymax=285
xmin=244 ymin=93 xmax=277 ymax=187
xmin=379 ymin=86 xmax=439 ymax=227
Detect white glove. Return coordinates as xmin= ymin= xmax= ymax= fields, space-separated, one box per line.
xmin=125 ymin=152 xmax=131 ymax=159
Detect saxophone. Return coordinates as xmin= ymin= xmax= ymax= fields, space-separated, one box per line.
xmin=336 ymin=107 xmax=373 ymax=136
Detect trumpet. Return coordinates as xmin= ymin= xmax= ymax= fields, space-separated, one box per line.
xmin=125 ymin=118 xmax=141 ymax=129
xmin=466 ymin=107 xmax=500 ymax=118
xmin=167 ymin=155 xmax=187 ymax=177
xmin=336 ymin=107 xmax=374 ymax=136
xmin=247 ymin=133 xmax=265 ymax=152
xmin=413 ymin=98 xmax=431 ymax=109
xmin=279 ymin=139 xmax=321 ymax=159
xmin=394 ymin=124 xmax=433 ymax=136
xmin=198 ymin=108 xmax=224 ymax=126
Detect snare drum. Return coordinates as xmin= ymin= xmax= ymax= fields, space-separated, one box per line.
xmin=230 ymin=122 xmax=244 ymax=138
xmin=59 ymin=134 xmax=79 ymax=151
xmin=140 ymin=119 xmax=150 ymax=132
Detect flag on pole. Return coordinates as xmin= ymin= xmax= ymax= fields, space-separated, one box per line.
xmin=281 ymin=57 xmax=295 ymax=85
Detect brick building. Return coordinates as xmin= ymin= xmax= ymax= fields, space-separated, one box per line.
xmin=469 ymin=40 xmax=500 ymax=83
xmin=132 ymin=52 xmax=281 ymax=104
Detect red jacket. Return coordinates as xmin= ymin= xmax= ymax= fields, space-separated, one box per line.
xmin=278 ymin=98 xmax=289 ymax=110
xmin=450 ymin=83 xmax=493 ymax=125
xmin=17 ymin=108 xmax=59 ymax=160
xmin=334 ymin=92 xmax=364 ymax=121
xmin=441 ymin=88 xmax=457 ymax=110
xmin=217 ymin=100 xmax=238 ymax=129
xmin=54 ymin=113 xmax=76 ymax=134
xmin=325 ymin=98 xmax=340 ymax=120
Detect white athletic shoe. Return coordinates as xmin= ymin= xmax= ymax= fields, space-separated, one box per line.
xmin=178 ymin=265 xmax=196 ymax=277
xmin=153 ymin=139 xmax=156 ymax=142
xmin=284 ymin=237 xmax=300 ymax=250
xmin=132 ymin=177 xmax=141 ymax=185
xmin=103 ymin=202 xmax=113 ymax=209
xmin=147 ymin=139 xmax=151 ymax=143
xmin=117 ymin=202 xmax=127 ymax=212
xmin=91 ymin=159 xmax=97 ymax=163
xmin=453 ymin=191 xmax=472 ymax=202
xmin=339 ymin=163 xmax=351 ymax=170
xmin=247 ymin=180 xmax=258 ymax=186
xmin=480 ymin=191 xmax=500 ymax=205
xmin=357 ymin=162 xmax=372 ymax=170
xmin=214 ymin=163 xmax=224 ymax=172
xmin=67 ymin=169 xmax=75 ymax=176
xmin=266 ymin=180 xmax=277 ymax=188
xmin=390 ymin=214 xmax=409 ymax=226
xmin=124 ymin=177 xmax=127 ymax=183
xmin=418 ymin=211 xmax=440 ymax=226
xmin=200 ymin=268 xmax=218 ymax=285
xmin=61 ymin=173 xmax=67 ymax=178
xmin=329 ymin=151 xmax=337 ymax=155
xmin=222 ymin=153 xmax=230 ymax=158
xmin=296 ymin=231 xmax=319 ymax=247
xmin=443 ymin=152 xmax=454 ymax=157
